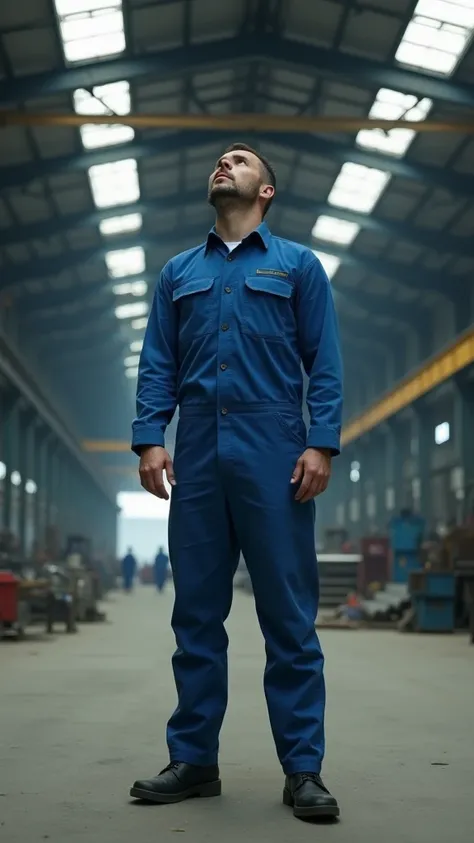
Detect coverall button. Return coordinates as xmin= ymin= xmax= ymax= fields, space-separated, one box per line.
xmin=226 ymin=255 xmax=233 ymax=261
xmin=221 ymin=323 xmax=229 ymax=332
xmin=224 ymin=286 xmax=232 ymax=293
xmin=220 ymin=363 xmax=228 ymax=371
xmin=221 ymin=408 xmax=228 ymax=415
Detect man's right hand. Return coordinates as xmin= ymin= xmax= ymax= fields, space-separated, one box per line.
xmin=139 ymin=446 xmax=176 ymax=500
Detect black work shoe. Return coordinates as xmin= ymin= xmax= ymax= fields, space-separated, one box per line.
xmin=283 ymin=773 xmax=340 ymax=820
xmin=130 ymin=761 xmax=221 ymax=804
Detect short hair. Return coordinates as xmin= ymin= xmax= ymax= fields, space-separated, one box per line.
xmin=222 ymin=142 xmax=276 ymax=216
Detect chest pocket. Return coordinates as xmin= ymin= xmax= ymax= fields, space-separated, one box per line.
xmin=172 ymin=277 xmax=217 ymax=339
xmin=241 ymin=275 xmax=294 ymax=341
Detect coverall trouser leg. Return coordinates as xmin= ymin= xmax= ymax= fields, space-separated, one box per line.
xmin=167 ymin=409 xmax=325 ymax=774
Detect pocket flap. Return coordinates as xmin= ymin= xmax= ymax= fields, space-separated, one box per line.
xmin=172 ymin=277 xmax=215 ymax=302
xmin=245 ymin=275 xmax=292 ymax=299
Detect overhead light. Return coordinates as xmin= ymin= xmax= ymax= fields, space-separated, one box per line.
xmin=115 ymin=301 xmax=148 ymax=320
xmin=74 ymin=80 xmax=134 ymax=149
xmin=328 ymin=162 xmax=391 ymax=214
xmin=125 ymin=367 xmax=139 ymax=378
xmin=25 ymin=479 xmax=37 ymax=495
xmin=106 ymin=246 xmax=145 ymax=278
xmin=100 ymin=213 xmax=142 ymax=236
xmin=11 ymin=471 xmax=22 ymax=487
xmin=124 ymin=355 xmax=140 ymax=367
xmin=356 ymin=88 xmax=433 ymax=157
xmin=395 ymin=0 xmax=474 ymax=76
xmin=130 ymin=340 xmax=143 ymax=352
xmin=312 ymin=216 xmax=360 ymax=246
xmin=312 ymin=250 xmax=341 ymax=280
xmin=350 ymin=469 xmax=360 ymax=483
xmin=0 ymin=461 xmax=6 ymax=481
xmin=131 ymin=317 xmax=148 ymax=330
xmin=54 ymin=0 xmax=126 ymax=64
xmin=88 ymin=159 xmax=140 ymax=209
xmin=112 ymin=280 xmax=148 ymax=296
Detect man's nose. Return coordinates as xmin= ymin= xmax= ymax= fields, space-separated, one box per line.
xmin=221 ymin=159 xmax=231 ymax=171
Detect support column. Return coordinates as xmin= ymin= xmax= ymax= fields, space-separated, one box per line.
xmin=1 ymin=390 xmax=19 ymax=532
xmin=454 ymin=373 xmax=474 ymax=520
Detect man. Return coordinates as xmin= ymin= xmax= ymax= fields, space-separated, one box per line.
xmin=154 ymin=545 xmax=169 ymax=592
xmin=121 ymin=547 xmax=137 ymax=593
xmin=130 ymin=143 xmax=343 ymax=820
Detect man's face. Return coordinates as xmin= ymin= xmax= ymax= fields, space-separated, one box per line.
xmin=208 ymin=149 xmax=266 ymax=207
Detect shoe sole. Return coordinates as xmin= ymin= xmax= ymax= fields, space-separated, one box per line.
xmin=283 ymin=787 xmax=340 ymax=819
xmin=130 ymin=780 xmax=222 ymax=804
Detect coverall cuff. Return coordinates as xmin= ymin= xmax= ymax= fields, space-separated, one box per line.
xmin=131 ymin=427 xmax=165 ymax=455
xmin=306 ymin=426 xmax=340 ymax=456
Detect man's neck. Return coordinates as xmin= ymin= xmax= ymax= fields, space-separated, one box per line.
xmin=214 ymin=206 xmax=263 ymax=243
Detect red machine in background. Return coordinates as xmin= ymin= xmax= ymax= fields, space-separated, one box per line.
xmin=357 ymin=537 xmax=391 ymax=596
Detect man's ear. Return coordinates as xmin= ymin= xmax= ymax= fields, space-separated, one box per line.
xmin=260 ymin=185 xmax=275 ymax=200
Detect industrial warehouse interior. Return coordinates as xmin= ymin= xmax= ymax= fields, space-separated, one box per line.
xmin=1 ymin=0 xmax=474 ymax=841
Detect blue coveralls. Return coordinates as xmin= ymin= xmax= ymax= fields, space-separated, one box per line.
xmin=154 ymin=550 xmax=169 ymax=591
xmin=122 ymin=553 xmax=137 ymax=591
xmin=132 ymin=223 xmax=343 ymax=775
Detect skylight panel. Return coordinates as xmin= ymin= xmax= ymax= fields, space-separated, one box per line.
xmin=312 ymin=251 xmax=341 ymax=280
xmin=124 ymin=355 xmax=140 ymax=367
xmin=395 ymin=1 xmax=474 ymax=75
xmin=115 ymin=301 xmax=148 ymax=320
xmin=131 ymin=317 xmax=148 ymax=330
xmin=312 ymin=216 xmax=360 ymax=246
xmin=106 ymin=246 xmax=145 ymax=278
xmin=88 ymin=159 xmax=140 ymax=208
xmin=328 ymin=163 xmax=391 ymax=214
xmin=100 ymin=213 xmax=142 ymax=236
xmin=130 ymin=340 xmax=143 ymax=353
xmin=54 ymin=1 xmax=126 ymax=64
xmin=112 ymin=280 xmax=148 ymax=296
xmin=356 ymin=88 xmax=433 ymax=157
xmin=74 ymin=81 xmax=134 ymax=149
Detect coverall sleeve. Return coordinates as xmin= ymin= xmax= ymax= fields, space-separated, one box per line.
xmin=131 ymin=267 xmax=178 ymax=454
xmin=296 ymin=258 xmax=343 ymax=456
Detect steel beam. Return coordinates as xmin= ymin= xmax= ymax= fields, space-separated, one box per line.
xmin=1 ymin=129 xmax=473 ymax=196
xmin=3 ymin=189 xmax=473 ymax=259
xmin=1 ymin=34 xmax=473 ymax=108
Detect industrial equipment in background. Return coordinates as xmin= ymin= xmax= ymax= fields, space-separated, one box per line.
xmin=0 ymin=529 xmax=118 ymax=640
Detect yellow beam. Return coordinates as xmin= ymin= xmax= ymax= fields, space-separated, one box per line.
xmin=1 ymin=111 xmax=474 ymax=133
xmin=82 ymin=440 xmax=130 ymax=453
xmin=342 ymin=326 xmax=474 ymax=447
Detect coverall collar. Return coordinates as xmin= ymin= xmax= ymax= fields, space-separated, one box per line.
xmin=206 ymin=221 xmax=271 ymax=253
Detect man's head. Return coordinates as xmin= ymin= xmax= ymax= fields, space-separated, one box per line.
xmin=208 ymin=143 xmax=276 ymax=218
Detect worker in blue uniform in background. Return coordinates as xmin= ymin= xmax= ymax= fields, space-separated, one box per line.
xmin=130 ymin=143 xmax=343 ymax=821
xmin=154 ymin=546 xmax=169 ymax=592
xmin=122 ymin=547 xmax=137 ymax=593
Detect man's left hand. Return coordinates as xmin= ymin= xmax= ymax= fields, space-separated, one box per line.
xmin=291 ymin=448 xmax=332 ymax=503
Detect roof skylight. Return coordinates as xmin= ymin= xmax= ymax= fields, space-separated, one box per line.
xmin=395 ymin=0 xmax=474 ymax=75
xmin=328 ymin=163 xmax=391 ymax=214
xmin=131 ymin=317 xmax=148 ymax=330
xmin=88 ymin=159 xmax=140 ymax=208
xmin=112 ymin=280 xmax=148 ymax=296
xmin=124 ymin=355 xmax=141 ymax=367
xmin=54 ymin=1 xmax=126 ymax=64
xmin=125 ymin=367 xmax=139 ymax=379
xmin=74 ymin=81 xmax=134 ymax=149
xmin=106 ymin=246 xmax=146 ymax=278
xmin=356 ymin=88 xmax=433 ymax=157
xmin=115 ymin=301 xmax=149 ymax=320
xmin=100 ymin=213 xmax=142 ymax=236
xmin=312 ymin=216 xmax=360 ymax=246
xmin=312 ymin=251 xmax=341 ymax=280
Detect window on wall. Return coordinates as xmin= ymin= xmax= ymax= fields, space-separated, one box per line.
xmin=435 ymin=421 xmax=450 ymax=445
xmin=385 ymin=487 xmax=395 ymax=511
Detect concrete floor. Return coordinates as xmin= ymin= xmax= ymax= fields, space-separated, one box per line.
xmin=1 ymin=588 xmax=473 ymax=843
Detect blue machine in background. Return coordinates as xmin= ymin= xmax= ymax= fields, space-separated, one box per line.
xmin=409 ymin=571 xmax=456 ymax=633
xmin=389 ymin=509 xmax=425 ymax=584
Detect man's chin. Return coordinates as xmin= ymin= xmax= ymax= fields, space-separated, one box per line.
xmin=209 ymin=184 xmax=238 ymax=205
